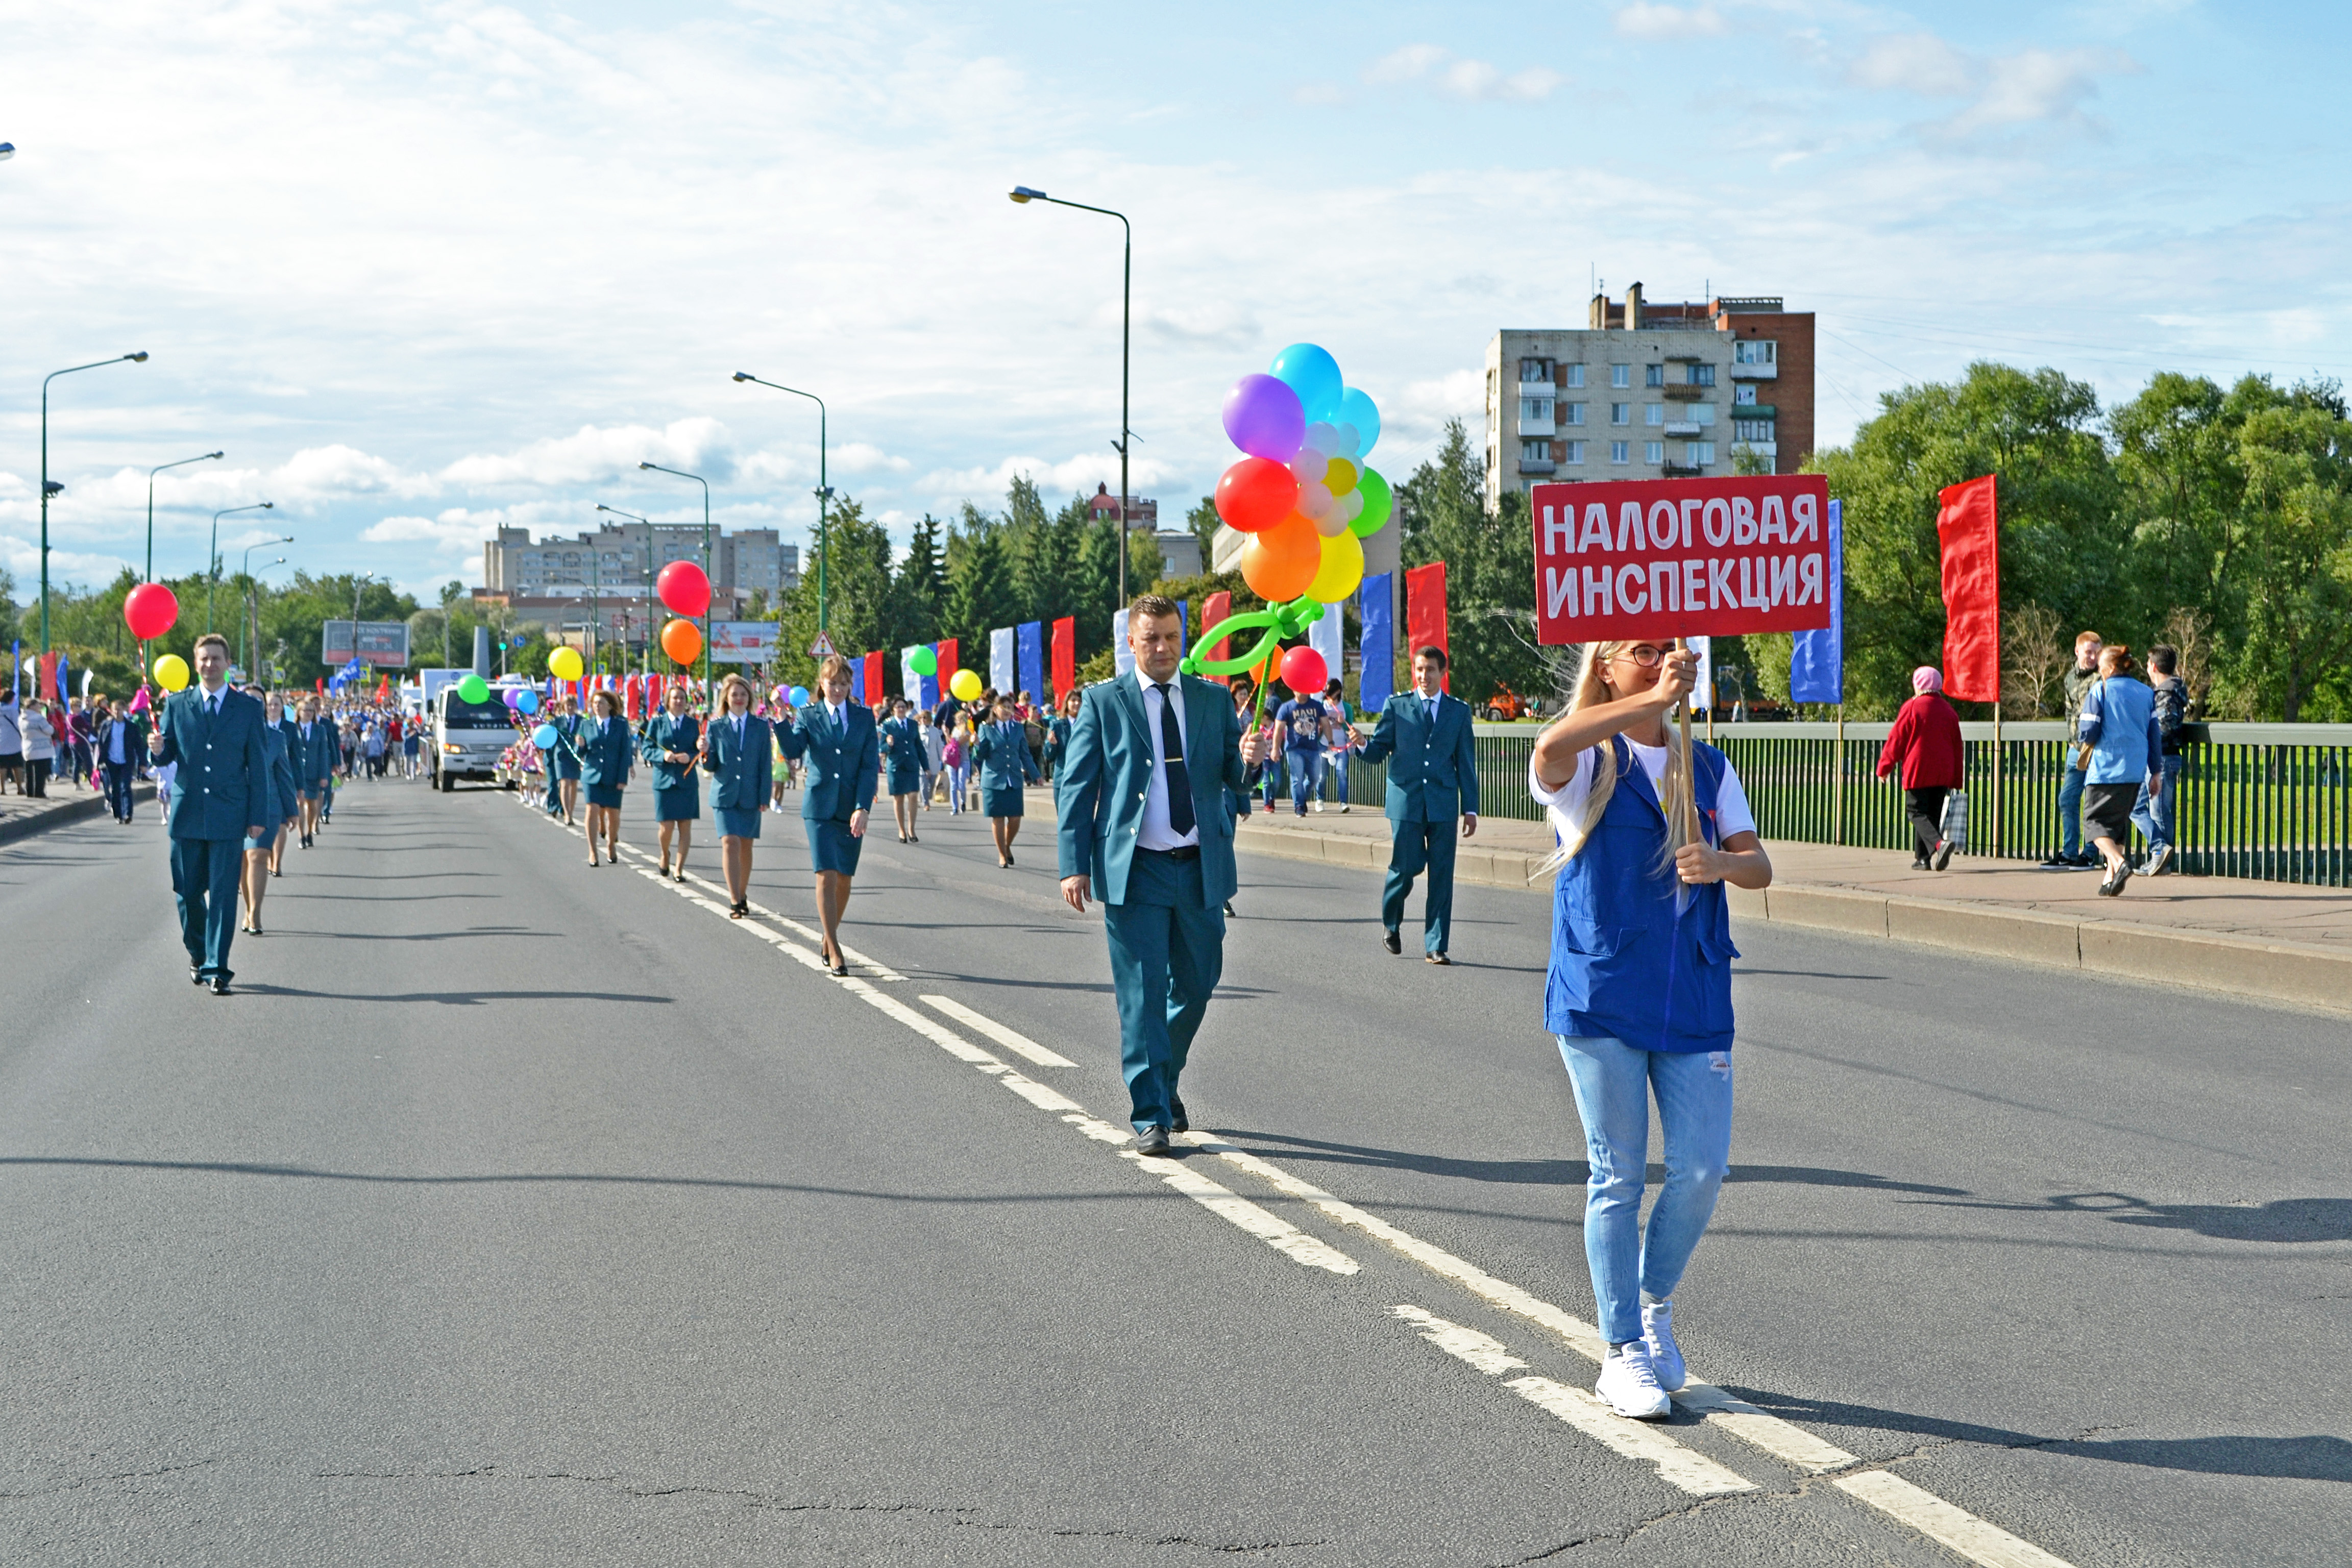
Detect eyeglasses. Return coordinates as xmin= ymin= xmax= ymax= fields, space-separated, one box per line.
xmin=1610 ymin=645 xmax=1668 ymax=669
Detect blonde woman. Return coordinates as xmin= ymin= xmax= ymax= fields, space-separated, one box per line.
xmin=1525 ymin=639 xmax=1771 ymax=1423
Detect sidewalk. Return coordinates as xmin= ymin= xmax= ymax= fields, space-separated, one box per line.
xmin=0 ymin=780 xmax=156 ymax=845
xmin=1231 ymin=801 xmax=2352 ymax=1014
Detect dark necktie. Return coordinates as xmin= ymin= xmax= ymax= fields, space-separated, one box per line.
xmin=1153 ymin=683 xmax=1194 ymax=836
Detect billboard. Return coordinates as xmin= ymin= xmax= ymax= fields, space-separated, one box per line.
xmin=1530 ymin=475 xmax=1833 ymax=644
xmin=710 ymin=620 xmax=778 ymax=664
xmin=321 ymin=620 xmax=412 ymax=668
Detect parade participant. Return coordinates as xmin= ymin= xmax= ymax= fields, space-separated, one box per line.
xmin=643 ymin=682 xmax=701 ymax=881
xmin=1057 ymin=596 xmax=1265 ymax=1155
xmin=265 ymin=694 xmax=299 ymax=880
xmin=240 ymin=690 xmax=300 ymax=935
xmin=917 ymin=708 xmax=943 ymax=808
xmin=577 ymin=688 xmax=633 ymax=867
xmin=153 ymin=636 xmax=270 ymax=994
xmin=1042 ymin=690 xmax=1079 ymax=781
xmin=1527 ymin=639 xmax=1771 ymax=1420
xmin=550 ymin=693 xmax=584 ymax=825
xmin=880 ymin=697 xmax=925 ymax=843
xmin=777 ymin=655 xmax=878 ymax=976
xmin=1357 ymin=647 xmax=1480 ymax=964
xmin=702 ymin=672 xmax=774 ymax=919
xmin=973 ymin=693 xmax=1041 ymax=867
xmin=99 ymin=697 xmax=150 ymax=824
xmin=295 ymin=697 xmax=337 ymax=846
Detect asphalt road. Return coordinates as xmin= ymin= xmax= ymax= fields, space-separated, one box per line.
xmin=2 ymin=777 xmax=2345 ymax=1567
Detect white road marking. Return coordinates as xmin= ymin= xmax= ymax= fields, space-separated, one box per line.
xmin=919 ymin=995 xmax=1076 ymax=1067
xmin=1388 ymin=1306 xmax=1755 ymax=1497
xmin=647 ymin=851 xmax=904 ymax=980
xmin=1833 ymin=1472 xmax=2078 ymax=1568
xmin=1126 ymin=1152 xmax=1359 ymax=1275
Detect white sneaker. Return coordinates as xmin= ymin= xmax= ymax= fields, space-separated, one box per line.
xmin=1595 ymin=1341 xmax=1671 ymax=1420
xmin=1337 ymin=803 xmax=1350 ymax=813
xmin=1310 ymin=799 xmax=1324 ymax=812
xmin=1641 ymin=1299 xmax=1686 ymax=1392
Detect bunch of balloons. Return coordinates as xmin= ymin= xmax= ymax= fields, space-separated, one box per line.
xmin=658 ymin=560 xmax=710 ymax=671
xmin=1215 ymin=343 xmax=1392 ymax=606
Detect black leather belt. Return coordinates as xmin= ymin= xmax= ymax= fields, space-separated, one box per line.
xmin=1139 ymin=844 xmax=1200 ymax=863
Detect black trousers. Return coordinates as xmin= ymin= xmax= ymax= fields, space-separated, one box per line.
xmin=1904 ymin=787 xmax=1948 ymax=863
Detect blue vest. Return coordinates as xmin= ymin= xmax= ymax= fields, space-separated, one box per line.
xmin=1545 ymin=736 xmax=1739 ymax=1053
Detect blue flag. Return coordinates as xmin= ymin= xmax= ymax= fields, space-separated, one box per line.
xmin=1016 ymin=621 xmax=1044 ymax=703
xmin=1790 ymin=498 xmax=1844 ymax=704
xmin=1359 ymin=573 xmax=1393 ymax=712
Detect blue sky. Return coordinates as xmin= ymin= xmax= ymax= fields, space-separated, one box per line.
xmin=3 ymin=0 xmax=2345 ymax=605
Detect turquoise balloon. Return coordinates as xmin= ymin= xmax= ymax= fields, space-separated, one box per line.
xmin=514 ymin=688 xmax=540 ymax=714
xmin=1337 ymin=386 xmax=1381 ymax=457
xmin=1269 ymin=343 xmax=1344 ymax=426
xmin=532 ymin=723 xmax=560 ymax=749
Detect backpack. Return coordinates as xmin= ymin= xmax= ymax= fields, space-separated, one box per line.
xmin=942 ymin=737 xmax=963 ymax=766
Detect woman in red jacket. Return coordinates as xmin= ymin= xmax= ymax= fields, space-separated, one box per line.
xmin=1876 ymin=666 xmax=1965 ymax=870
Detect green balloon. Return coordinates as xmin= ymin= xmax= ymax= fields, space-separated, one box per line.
xmin=457 ymin=673 xmax=491 ymax=704
xmin=1348 ymin=468 xmax=1393 ymax=538
xmin=911 ymin=645 xmax=938 ymax=677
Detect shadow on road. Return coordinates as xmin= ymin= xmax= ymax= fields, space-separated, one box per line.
xmin=231 ymin=985 xmax=671 ymax=1006
xmin=1211 ymin=1129 xmax=1969 ymax=1195
xmin=1915 ymin=1190 xmax=2352 ymax=1242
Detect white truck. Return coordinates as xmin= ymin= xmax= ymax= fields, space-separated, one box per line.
xmin=429 ymin=684 xmax=519 ymax=792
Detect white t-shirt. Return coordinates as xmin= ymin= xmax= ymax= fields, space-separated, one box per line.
xmin=1530 ymin=740 xmax=1756 ymax=911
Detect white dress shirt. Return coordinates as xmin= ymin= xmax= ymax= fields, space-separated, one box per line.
xmin=1132 ymin=668 xmax=1200 ymax=852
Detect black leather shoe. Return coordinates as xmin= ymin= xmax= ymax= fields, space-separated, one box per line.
xmin=1134 ymin=1125 xmax=1172 ymax=1157
xmin=190 ymin=966 xmax=204 ymax=985
xmin=2097 ymin=861 xmax=2131 ymax=897
xmin=1169 ymin=1097 xmax=1188 ymax=1134
xmin=1384 ymin=929 xmax=1402 ymax=955
xmin=1426 ymin=951 xmax=1453 ymax=966
xmin=208 ymin=975 xmax=232 ymax=995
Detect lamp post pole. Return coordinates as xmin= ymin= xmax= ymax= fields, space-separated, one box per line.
xmin=207 ymin=503 xmax=274 ymax=633
xmin=346 ymin=573 xmax=373 ymax=691
xmin=639 ymin=463 xmax=713 ymax=708
xmin=732 ymin=374 xmax=833 ymax=637
xmin=1009 ymin=185 xmax=1132 ymax=615
xmin=596 ymin=504 xmax=652 ymax=677
xmin=239 ymin=536 xmax=291 ymax=677
xmin=146 ymin=451 xmax=223 ymax=584
xmin=41 ymin=352 xmax=149 ymax=654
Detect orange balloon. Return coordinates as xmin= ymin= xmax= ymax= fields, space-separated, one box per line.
xmin=661 ymin=617 xmax=704 ymax=666
xmin=1240 ymin=513 xmax=1320 ymax=602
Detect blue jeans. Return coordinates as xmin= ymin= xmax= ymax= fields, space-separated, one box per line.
xmin=2131 ymin=754 xmax=2184 ymax=852
xmin=1329 ymin=752 xmax=1350 ymax=804
xmin=103 ymin=761 xmax=137 ymax=821
xmin=1286 ymin=747 xmax=1324 ymax=814
xmin=1556 ymin=1034 xmax=1733 ymax=1346
xmin=1261 ymin=752 xmax=1286 ymax=810
xmin=2057 ymin=760 xmax=2087 ymax=857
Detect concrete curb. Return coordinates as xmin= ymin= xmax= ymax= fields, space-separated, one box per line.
xmin=1237 ymin=820 xmax=2350 ymax=1016
xmin=0 ymin=783 xmax=155 ymax=847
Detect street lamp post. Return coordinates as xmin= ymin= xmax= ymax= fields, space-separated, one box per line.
xmin=147 ymin=451 xmax=224 ymax=584
xmin=207 ymin=503 xmax=274 ymax=632
xmin=596 ymin=503 xmax=653 ymax=677
xmin=1009 ymin=184 xmax=1133 ymax=614
xmin=344 ymin=573 xmax=374 ymax=690
xmin=42 ymin=352 xmax=149 ymax=653
xmin=240 ymin=536 xmax=291 ymax=677
xmin=732 ymin=374 xmax=834 ymax=638
xmin=639 ymin=462 xmax=713 ymax=708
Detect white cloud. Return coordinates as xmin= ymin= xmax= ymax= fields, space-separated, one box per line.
xmin=1847 ymin=32 xmax=1975 ymax=97
xmin=918 ymin=452 xmax=1178 ymax=510
xmin=273 ymin=445 xmax=436 ymax=499
xmin=1846 ymin=32 xmax=2140 ymax=135
xmin=439 ymin=420 xmax=733 ymax=489
xmin=834 ymin=443 xmax=911 ymax=475
xmin=1364 ymin=44 xmax=1562 ymax=102
xmin=1614 ymin=4 xmax=1727 ymax=42
xmin=1365 ymin=44 xmax=1451 ymax=85
xmin=361 ymin=511 xmax=498 ymax=555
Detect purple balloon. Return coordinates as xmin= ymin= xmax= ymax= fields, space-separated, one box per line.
xmin=1222 ymin=374 xmax=1305 ymax=462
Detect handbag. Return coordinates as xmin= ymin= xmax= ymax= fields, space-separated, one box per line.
xmin=1940 ymin=789 xmax=1969 ymax=850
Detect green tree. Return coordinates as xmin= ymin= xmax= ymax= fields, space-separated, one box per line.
xmin=1396 ymin=419 xmax=1550 ymax=708
xmin=884 ymin=511 xmax=947 ymax=651
xmin=772 ymin=494 xmax=892 ymax=690
xmin=2223 ymin=381 xmax=2352 ymax=720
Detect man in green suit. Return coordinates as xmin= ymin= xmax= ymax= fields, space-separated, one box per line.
xmin=1356 ymin=645 xmax=1480 ymax=964
xmin=153 ymin=634 xmax=271 ymax=994
xmin=1058 ymin=596 xmax=1267 ymax=1155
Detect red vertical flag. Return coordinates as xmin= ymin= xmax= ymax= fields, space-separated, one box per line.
xmin=1935 ymin=475 xmax=2000 ymax=703
xmin=935 ymin=638 xmax=958 ymax=698
xmin=1198 ymin=593 xmax=1231 ymax=687
xmin=1049 ymin=618 xmax=1075 ymax=704
xmin=863 ymin=650 xmax=884 ymax=706
xmin=1404 ymin=562 xmax=1450 ymax=693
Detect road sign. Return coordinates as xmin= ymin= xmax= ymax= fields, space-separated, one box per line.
xmin=808 ymin=631 xmax=836 ymax=659
xmin=713 ymin=621 xmax=778 ymax=664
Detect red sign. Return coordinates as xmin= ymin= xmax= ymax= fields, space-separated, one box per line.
xmin=1531 ymin=475 xmax=1834 ymax=643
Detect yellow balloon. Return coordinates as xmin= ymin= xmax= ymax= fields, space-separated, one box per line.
xmin=549 ymin=646 xmax=584 ymax=681
xmin=1323 ymin=457 xmax=1359 ymax=497
xmin=1307 ymin=529 xmax=1365 ymax=604
xmin=949 ymin=668 xmax=984 ymax=702
xmin=153 ymin=654 xmax=191 ymax=692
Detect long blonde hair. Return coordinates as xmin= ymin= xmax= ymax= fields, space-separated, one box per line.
xmin=1542 ymin=640 xmax=1695 ymax=877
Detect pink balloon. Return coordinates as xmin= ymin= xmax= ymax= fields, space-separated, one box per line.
xmin=1222 ymin=374 xmax=1305 ymax=462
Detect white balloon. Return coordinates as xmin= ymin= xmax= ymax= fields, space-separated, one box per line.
xmin=1334 ymin=422 xmax=1362 ymax=459
xmin=1335 ymin=488 xmax=1365 ymax=523
xmin=1302 ymin=421 xmax=1340 ymax=456
xmin=1314 ymin=509 xmax=1350 ymax=537
xmin=1290 ymin=449 xmax=1328 ymax=484
xmin=1296 ymin=480 xmax=1334 ymax=521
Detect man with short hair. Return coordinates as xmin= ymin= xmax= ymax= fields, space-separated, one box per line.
xmin=1357 ymin=646 xmax=1480 ymax=963
xmin=2132 ymin=644 xmax=2189 ymax=875
xmin=2041 ymin=631 xmax=2103 ymax=868
xmin=99 ymin=697 xmax=149 ymax=823
xmin=1057 ymin=595 xmax=1266 ymax=1156
xmin=153 ymin=634 xmax=269 ymax=994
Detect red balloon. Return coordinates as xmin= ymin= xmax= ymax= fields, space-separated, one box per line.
xmin=657 ymin=559 xmax=712 ymax=617
xmin=1279 ymin=645 xmax=1328 ymax=696
xmin=1215 ymin=456 xmax=1299 ymax=534
xmin=124 ymin=582 xmax=179 ymax=642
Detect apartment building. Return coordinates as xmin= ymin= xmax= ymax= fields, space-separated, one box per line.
xmin=1482 ymin=286 xmax=1816 ymax=511
xmin=482 ymin=522 xmax=799 ymax=607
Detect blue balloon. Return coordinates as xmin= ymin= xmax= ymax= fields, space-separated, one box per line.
xmin=514 ymin=688 xmax=540 ymax=714
xmin=1268 ymin=343 xmax=1344 ymax=426
xmin=788 ymin=685 xmax=811 ymax=706
xmin=1336 ymin=385 xmax=1381 ymax=458
xmin=531 ymin=723 xmax=560 ymax=749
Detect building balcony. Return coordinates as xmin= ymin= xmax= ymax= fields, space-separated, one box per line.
xmin=1661 ymin=462 xmax=1705 ymax=477
xmin=1517 ymin=457 xmax=1557 ymax=475
xmin=1519 ymin=416 xmax=1556 ymax=437
xmin=1730 ymin=363 xmax=1778 ymax=380
xmin=1732 ymin=441 xmax=1778 ymax=460
xmin=1663 ymin=420 xmax=1704 ymax=437
xmin=1663 ymin=384 xmax=1707 ymax=401
xmin=1518 ymin=378 xmax=1556 ymax=396
xmin=1729 ymin=403 xmax=1775 ymax=419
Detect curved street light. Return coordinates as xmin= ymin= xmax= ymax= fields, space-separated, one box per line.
xmin=148 ymin=451 xmax=225 ymax=583
xmin=207 ymin=502 xmax=273 ymax=632
xmin=41 ymin=351 xmax=149 ymax=653
xmin=639 ymin=462 xmax=713 ymax=707
xmin=733 ymin=373 xmax=833 ymax=636
xmin=240 ymin=539 xmax=292 ymax=677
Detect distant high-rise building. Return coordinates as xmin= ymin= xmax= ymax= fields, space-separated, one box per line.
xmin=482 ymin=522 xmax=799 ymax=606
xmin=1483 ymin=287 xmax=1816 ymax=511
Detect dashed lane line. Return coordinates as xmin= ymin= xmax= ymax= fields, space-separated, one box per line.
xmin=919 ymin=994 xmax=1076 ymax=1068
xmin=1832 ymin=1472 xmax=2078 ymax=1568
xmin=620 ymin=844 xmax=905 ymax=981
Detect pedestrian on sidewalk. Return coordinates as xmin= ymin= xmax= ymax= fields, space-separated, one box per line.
xmin=1875 ymin=667 xmax=1964 ymax=870
xmin=1055 ymin=595 xmax=1267 ymax=1156
xmin=21 ymin=696 xmax=55 ymax=798
xmin=1528 ymin=638 xmax=1771 ymax=1422
xmin=1321 ymin=679 xmax=1355 ymax=813
xmin=881 ymin=697 xmax=926 ymax=844
xmin=643 ymin=681 xmax=701 ymax=881
xmin=578 ymin=688 xmax=633 ymax=867
xmin=0 ymin=690 xmax=22 ymax=795
xmin=2042 ymin=631 xmax=2103 ymax=867
xmin=2076 ymin=645 xmax=2164 ymax=898
xmin=1357 ymin=647 xmax=1480 ymax=964
xmin=776 ymin=654 xmax=879 ymax=976
xmin=2130 ymin=645 xmax=2188 ymax=876
xmin=942 ymin=717 xmax=971 ymax=816
xmin=918 ymin=706 xmax=944 ymax=806
xmin=703 ymin=672 xmax=774 ymax=919
xmin=154 ymin=635 xmax=270 ymax=995
xmin=974 ymin=694 xmax=1042 ymax=867
xmin=1273 ymin=681 xmax=1327 ymax=816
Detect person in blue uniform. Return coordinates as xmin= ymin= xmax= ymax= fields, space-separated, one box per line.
xmin=1057 ymin=596 xmax=1267 ymax=1156
xmin=642 ymin=681 xmax=701 ymax=881
xmin=776 ymin=655 xmax=879 ymax=975
xmin=294 ymin=695 xmax=339 ymax=847
xmin=880 ymin=697 xmax=926 ymax=844
xmin=1356 ymin=645 xmax=1481 ymax=964
xmin=1527 ymin=638 xmax=1771 ymax=1422
xmin=703 ymin=673 xmax=774 ymax=919
xmin=239 ymin=691 xmax=302 ymax=933
xmin=972 ymin=694 xmax=1042 ymax=867
xmin=549 ymin=693 xmax=584 ymax=824
xmin=268 ymin=694 xmax=302 ymax=855
xmin=577 ymin=688 xmax=633 ymax=867
xmin=1042 ymin=690 xmax=1079 ymax=781
xmin=153 ymin=635 xmax=271 ymax=994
